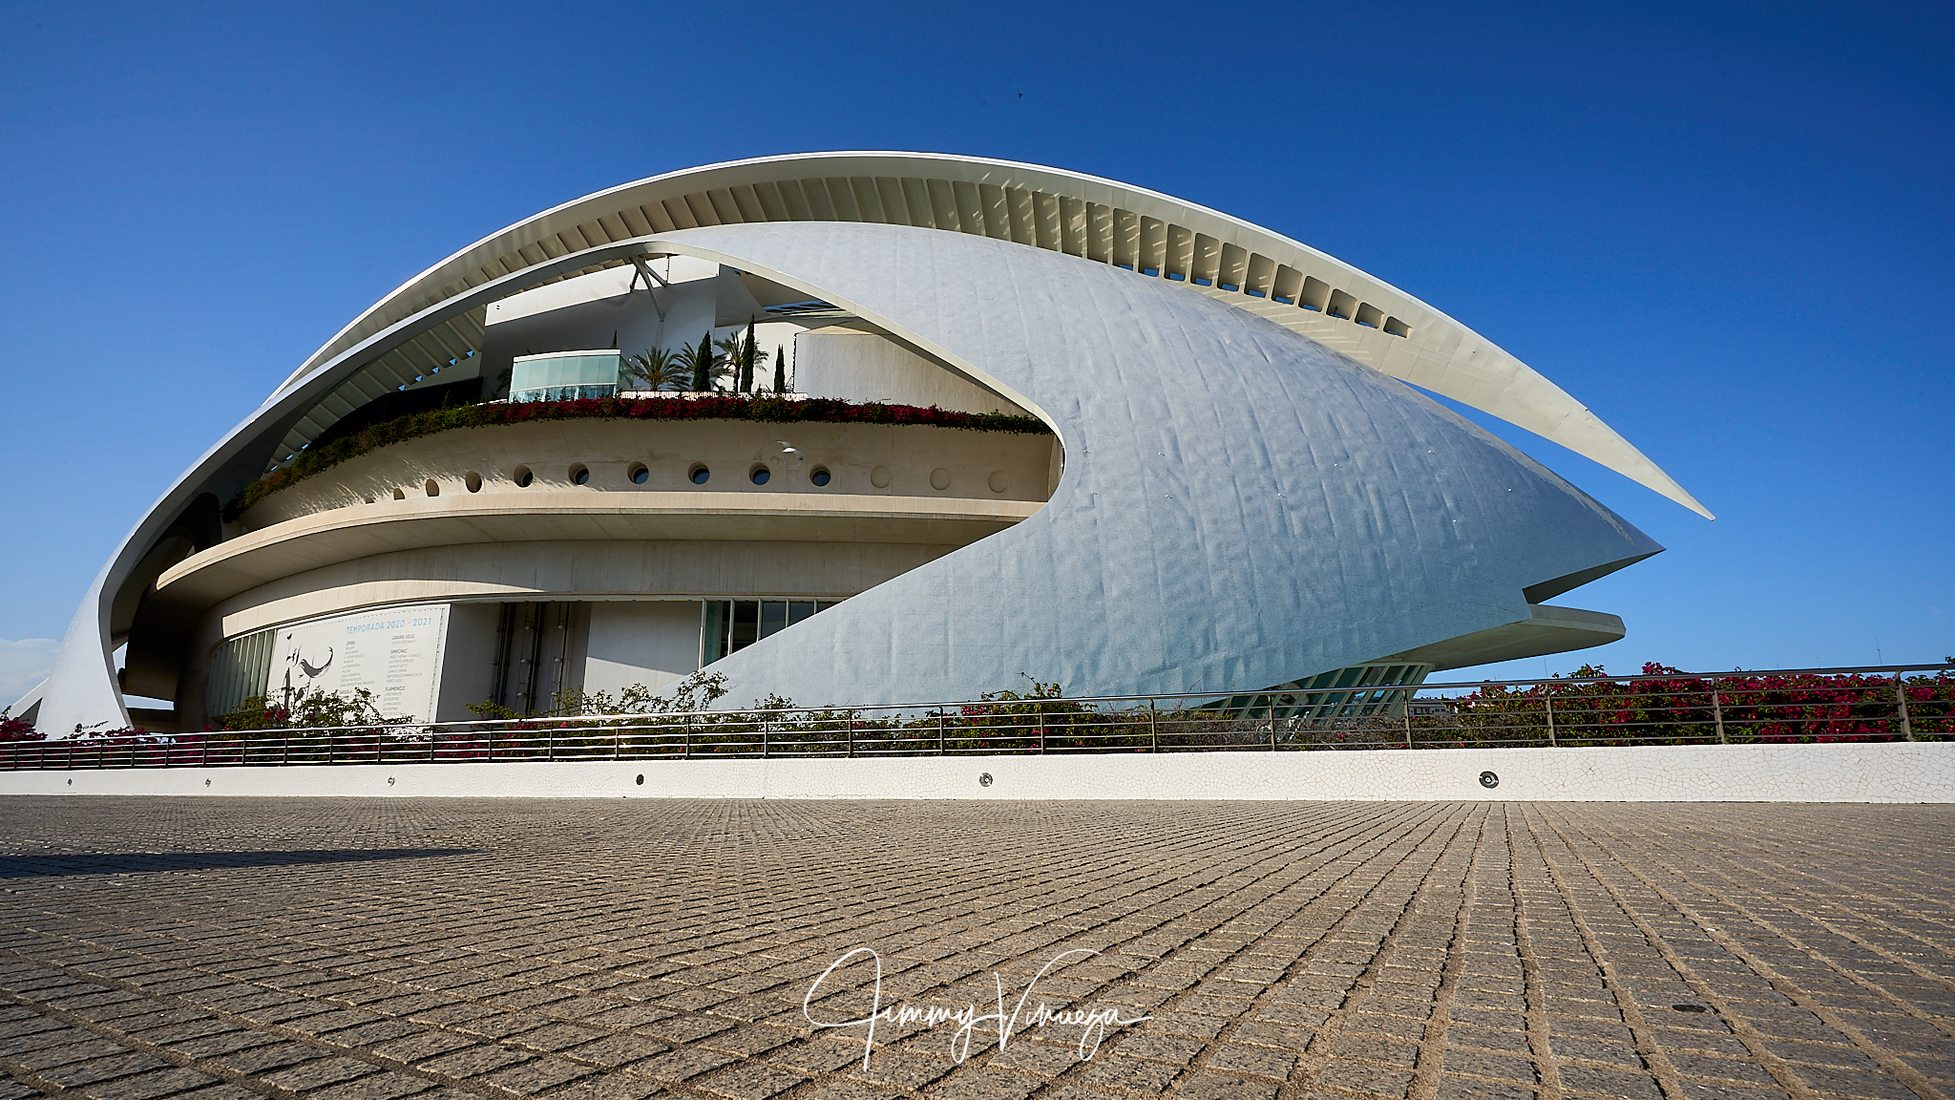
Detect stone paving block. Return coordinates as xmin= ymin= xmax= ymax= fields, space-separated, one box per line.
xmin=159 ymin=1086 xmax=268 ymax=1100
xmin=73 ymin=1065 xmax=224 ymax=1100
xmin=1433 ymin=1076 xmax=1538 ymax=1100
xmin=1557 ymin=1062 xmax=1664 ymax=1099
xmin=37 ymin=1050 xmax=173 ymax=1089
xmin=302 ymin=1069 xmax=435 ymax=1099
xmin=256 ymin=1054 xmax=384 ymax=1092
xmin=418 ymin=1043 xmax=533 ymax=1078
xmin=479 ymin=1054 xmax=597 ymax=1096
xmin=628 ymin=1044 xmax=741 ymax=1083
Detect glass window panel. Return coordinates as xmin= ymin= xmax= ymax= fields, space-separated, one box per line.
xmin=729 ymin=600 xmax=760 ymax=653
xmin=700 ymin=601 xmax=729 ymax=664
xmin=759 ymin=601 xmax=787 ymax=639
xmin=788 ymin=600 xmax=817 ymax=625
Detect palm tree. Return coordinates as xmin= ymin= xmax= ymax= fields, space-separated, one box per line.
xmin=713 ymin=322 xmax=770 ymax=393
xmin=625 ymin=347 xmax=685 ymax=391
xmin=713 ymin=332 xmax=744 ymax=391
xmin=675 ymin=331 xmax=727 ymax=392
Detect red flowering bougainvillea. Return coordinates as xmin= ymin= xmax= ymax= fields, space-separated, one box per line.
xmin=1441 ymin=663 xmax=1954 ymax=747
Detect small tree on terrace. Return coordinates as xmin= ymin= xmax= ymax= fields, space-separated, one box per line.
xmin=676 ymin=331 xmax=724 ymax=392
xmin=626 ymin=346 xmax=685 ymax=391
xmin=715 ymin=320 xmax=768 ymax=393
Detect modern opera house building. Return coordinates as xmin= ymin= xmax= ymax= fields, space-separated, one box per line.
xmin=22 ymin=152 xmax=1709 ymax=734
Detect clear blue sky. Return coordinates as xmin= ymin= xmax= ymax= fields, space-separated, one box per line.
xmin=1 ymin=0 xmax=1949 ymax=700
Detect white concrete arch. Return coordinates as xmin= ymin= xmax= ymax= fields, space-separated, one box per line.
xmin=269 ymin=152 xmax=1709 ymax=519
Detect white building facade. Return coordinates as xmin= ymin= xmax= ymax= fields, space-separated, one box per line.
xmin=20 ymin=153 xmax=1707 ymax=733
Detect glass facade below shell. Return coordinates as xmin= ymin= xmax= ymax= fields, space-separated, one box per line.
xmin=701 ymin=599 xmax=840 ymax=665
xmin=509 ymin=350 xmax=623 ymax=403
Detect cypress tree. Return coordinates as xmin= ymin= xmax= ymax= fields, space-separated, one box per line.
xmin=738 ymin=318 xmax=757 ymax=393
xmin=691 ymin=331 xmax=712 ymax=391
xmin=773 ymin=344 xmax=785 ymax=394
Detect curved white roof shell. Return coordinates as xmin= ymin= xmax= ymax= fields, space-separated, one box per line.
xmin=645 ymin=223 xmax=1662 ymax=705
xmin=274 ymin=152 xmax=1708 ymax=519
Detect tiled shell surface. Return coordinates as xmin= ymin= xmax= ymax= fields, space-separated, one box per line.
xmin=660 ymin=223 xmax=1660 ymax=706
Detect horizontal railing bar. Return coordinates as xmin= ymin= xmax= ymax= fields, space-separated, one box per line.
xmin=68 ymin=662 xmax=1941 ymax=737
xmin=6 ymin=663 xmax=1947 ymax=772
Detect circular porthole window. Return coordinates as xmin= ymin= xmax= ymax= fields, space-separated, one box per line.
xmin=750 ymin=465 xmax=771 ymax=486
xmin=512 ymin=465 xmax=533 ymax=488
xmin=570 ymin=464 xmax=591 ymax=485
xmin=870 ymin=465 xmax=892 ymax=489
xmin=988 ymin=471 xmax=1008 ymax=494
xmin=929 ymin=467 xmax=951 ymax=491
xmin=424 ymin=479 xmax=440 ymax=497
xmin=628 ymin=463 xmax=650 ymax=485
xmin=465 ymin=471 xmax=483 ymax=493
xmin=810 ymin=467 xmax=831 ymax=487
xmin=689 ymin=465 xmax=710 ymax=485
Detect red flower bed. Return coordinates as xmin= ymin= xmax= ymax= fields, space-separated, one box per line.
xmin=229 ymin=395 xmax=1050 ymax=516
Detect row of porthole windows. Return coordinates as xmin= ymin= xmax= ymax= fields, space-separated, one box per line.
xmin=515 ymin=462 xmax=832 ymax=488
xmin=369 ymin=462 xmax=1004 ymax=501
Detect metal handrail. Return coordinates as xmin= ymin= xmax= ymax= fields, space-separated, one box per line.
xmin=4 ymin=663 xmax=1949 ymax=771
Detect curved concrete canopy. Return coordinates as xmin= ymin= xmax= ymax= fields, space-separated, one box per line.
xmin=270 ymin=152 xmax=1709 ymax=520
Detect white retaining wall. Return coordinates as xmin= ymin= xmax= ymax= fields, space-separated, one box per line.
xmin=2 ymin=742 xmax=1952 ymax=802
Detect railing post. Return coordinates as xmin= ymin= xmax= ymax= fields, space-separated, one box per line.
xmin=1710 ymin=678 xmax=1727 ymax=744
xmin=326 ymin=732 xmax=335 ymax=765
xmin=1402 ymin=701 xmax=1414 ymax=750
xmin=1149 ymin=702 xmax=1158 ymax=753
xmin=547 ymin=725 xmax=556 ymax=762
xmin=684 ymin=713 xmax=692 ymax=759
xmin=614 ymin=725 xmax=622 ymax=760
xmin=1268 ymin=701 xmax=1278 ymax=751
xmin=1896 ymin=673 xmax=1914 ymax=741
xmin=847 ymin=717 xmax=855 ymax=758
xmin=486 ymin=727 xmax=495 ymax=762
xmin=1543 ymin=691 xmax=1558 ymax=748
xmin=762 ymin=716 xmax=770 ymax=759
xmin=1037 ymin=703 xmax=1046 ymax=754
xmin=282 ymin=735 xmax=290 ymax=765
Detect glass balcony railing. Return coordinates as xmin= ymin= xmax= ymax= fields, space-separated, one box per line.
xmin=509 ymin=350 xmax=623 ymax=403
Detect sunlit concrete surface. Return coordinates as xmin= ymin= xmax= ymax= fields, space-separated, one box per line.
xmin=2 ymin=798 xmax=1951 ymax=1099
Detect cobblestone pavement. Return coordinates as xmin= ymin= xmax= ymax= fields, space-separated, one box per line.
xmin=1 ymin=799 xmax=1951 ymax=1100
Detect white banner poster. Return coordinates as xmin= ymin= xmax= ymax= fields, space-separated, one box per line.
xmin=265 ymin=604 xmax=450 ymax=722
